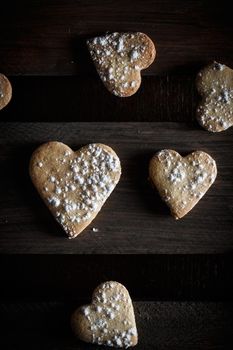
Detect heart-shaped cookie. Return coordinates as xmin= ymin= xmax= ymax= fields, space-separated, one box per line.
xmin=149 ymin=150 xmax=217 ymax=219
xmin=0 ymin=73 xmax=12 ymax=110
xmin=196 ymin=61 xmax=233 ymax=132
xmin=71 ymin=281 xmax=138 ymax=348
xmin=87 ymin=32 xmax=156 ymax=97
xmin=29 ymin=142 xmax=121 ymax=238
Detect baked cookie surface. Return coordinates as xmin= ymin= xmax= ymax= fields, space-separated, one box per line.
xmin=149 ymin=149 xmax=217 ymax=219
xmin=71 ymin=281 xmax=138 ymax=348
xmin=0 ymin=73 xmax=12 ymax=110
xmin=30 ymin=142 xmax=121 ymax=238
xmin=196 ymin=62 xmax=233 ymax=132
xmin=87 ymin=32 xmax=156 ymax=97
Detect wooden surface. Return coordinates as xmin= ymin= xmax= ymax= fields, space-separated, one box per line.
xmin=1 ymin=301 xmax=232 ymax=349
xmin=1 ymin=122 xmax=232 ymax=254
xmin=0 ymin=255 xmax=232 ymax=301
xmin=0 ymin=75 xmax=198 ymax=122
xmin=0 ymin=0 xmax=233 ymax=346
xmin=0 ymin=0 xmax=233 ymax=76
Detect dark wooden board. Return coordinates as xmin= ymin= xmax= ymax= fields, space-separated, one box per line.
xmin=0 ymin=75 xmax=198 ymax=123
xmin=1 ymin=122 xmax=232 ymax=254
xmin=1 ymin=300 xmax=232 ymax=349
xmin=0 ymin=0 xmax=232 ymax=340
xmin=0 ymin=0 xmax=233 ymax=76
xmin=1 ymin=255 xmax=232 ymax=301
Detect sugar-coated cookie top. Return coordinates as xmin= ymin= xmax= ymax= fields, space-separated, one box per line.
xmin=196 ymin=62 xmax=233 ymax=132
xmin=30 ymin=142 xmax=121 ymax=238
xmin=87 ymin=32 xmax=155 ymax=97
xmin=72 ymin=281 xmax=137 ymax=348
xmin=149 ymin=150 xmax=217 ymax=219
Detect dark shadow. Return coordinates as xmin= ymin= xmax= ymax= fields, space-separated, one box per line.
xmin=70 ymin=33 xmax=103 ymax=76
xmin=0 ymin=62 xmax=201 ymax=124
xmin=127 ymin=151 xmax=170 ymax=216
xmin=1 ymin=143 xmax=66 ymax=238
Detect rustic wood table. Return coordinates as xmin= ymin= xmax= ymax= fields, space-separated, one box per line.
xmin=0 ymin=0 xmax=232 ymax=349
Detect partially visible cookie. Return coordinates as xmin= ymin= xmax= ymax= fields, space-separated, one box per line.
xmin=29 ymin=142 xmax=121 ymax=238
xmin=87 ymin=32 xmax=156 ymax=97
xmin=196 ymin=62 xmax=233 ymax=132
xmin=149 ymin=150 xmax=217 ymax=219
xmin=0 ymin=73 xmax=12 ymax=110
xmin=71 ymin=281 xmax=138 ymax=348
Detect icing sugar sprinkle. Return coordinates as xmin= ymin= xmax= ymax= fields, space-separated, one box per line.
xmin=213 ymin=62 xmax=225 ymax=71
xmin=130 ymin=49 xmax=140 ymax=61
xmin=48 ymin=196 xmax=60 ymax=207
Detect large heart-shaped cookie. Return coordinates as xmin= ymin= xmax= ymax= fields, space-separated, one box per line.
xmin=71 ymin=281 xmax=138 ymax=348
xmin=149 ymin=150 xmax=217 ymax=219
xmin=0 ymin=73 xmax=12 ymax=110
xmin=30 ymin=142 xmax=121 ymax=238
xmin=196 ymin=61 xmax=233 ymax=132
xmin=87 ymin=32 xmax=156 ymax=97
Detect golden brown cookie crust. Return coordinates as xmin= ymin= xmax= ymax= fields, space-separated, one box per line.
xmin=30 ymin=142 xmax=121 ymax=238
xmin=149 ymin=149 xmax=217 ymax=219
xmin=71 ymin=281 xmax=138 ymax=348
xmin=0 ymin=74 xmax=12 ymax=110
xmin=196 ymin=62 xmax=233 ymax=132
xmin=87 ymin=32 xmax=156 ymax=97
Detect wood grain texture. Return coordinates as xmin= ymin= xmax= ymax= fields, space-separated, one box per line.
xmin=0 ymin=122 xmax=232 ymax=254
xmin=0 ymin=0 xmax=232 ymax=331
xmin=0 ymin=301 xmax=232 ymax=349
xmin=0 ymin=75 xmax=198 ymax=122
xmin=0 ymin=255 xmax=232 ymax=301
xmin=0 ymin=0 xmax=232 ymax=76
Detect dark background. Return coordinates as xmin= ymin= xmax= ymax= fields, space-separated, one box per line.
xmin=0 ymin=0 xmax=233 ymax=349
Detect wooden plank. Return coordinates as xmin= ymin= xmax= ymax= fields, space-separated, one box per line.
xmin=0 ymin=255 xmax=232 ymax=301
xmin=0 ymin=301 xmax=232 ymax=349
xmin=0 ymin=122 xmax=232 ymax=254
xmin=0 ymin=0 xmax=232 ymax=76
xmin=0 ymin=75 xmax=198 ymax=122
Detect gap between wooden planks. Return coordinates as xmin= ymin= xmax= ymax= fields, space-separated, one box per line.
xmin=0 ymin=122 xmax=232 ymax=254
